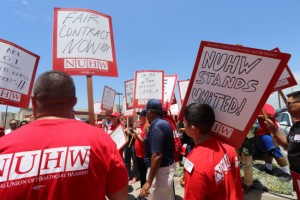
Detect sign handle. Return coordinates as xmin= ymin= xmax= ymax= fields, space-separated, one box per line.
xmin=261 ymin=108 xmax=279 ymax=147
xmin=86 ymin=75 xmax=95 ymax=126
xmin=278 ymin=90 xmax=288 ymax=106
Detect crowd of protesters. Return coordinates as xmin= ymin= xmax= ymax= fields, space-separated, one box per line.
xmin=0 ymin=71 xmax=299 ymax=200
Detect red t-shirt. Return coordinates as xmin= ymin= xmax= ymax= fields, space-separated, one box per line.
xmin=134 ymin=123 xmax=147 ymax=158
xmin=0 ymin=119 xmax=128 ymax=200
xmin=184 ymin=137 xmax=243 ymax=200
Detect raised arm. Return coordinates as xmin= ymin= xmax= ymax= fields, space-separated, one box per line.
xmin=264 ymin=118 xmax=288 ymax=149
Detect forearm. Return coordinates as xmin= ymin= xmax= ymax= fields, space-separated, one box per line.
xmin=272 ymin=129 xmax=288 ymax=149
xmin=147 ymin=152 xmax=162 ymax=184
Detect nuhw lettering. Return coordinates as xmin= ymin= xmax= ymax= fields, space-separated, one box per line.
xmin=0 ymin=146 xmax=90 ymax=183
xmin=211 ymin=121 xmax=234 ymax=138
xmin=214 ymin=154 xmax=231 ymax=184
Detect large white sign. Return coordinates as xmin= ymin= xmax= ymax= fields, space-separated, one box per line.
xmin=110 ymin=125 xmax=127 ymax=150
xmin=178 ymin=80 xmax=189 ymax=105
xmin=181 ymin=41 xmax=290 ymax=148
xmin=122 ymin=97 xmax=134 ymax=117
xmin=134 ymin=70 xmax=164 ymax=108
xmin=124 ymin=79 xmax=134 ymax=110
xmin=0 ymin=39 xmax=39 ymax=108
xmin=101 ymin=86 xmax=116 ymax=112
xmin=53 ymin=8 xmax=118 ymax=77
xmin=163 ymin=75 xmax=177 ymax=110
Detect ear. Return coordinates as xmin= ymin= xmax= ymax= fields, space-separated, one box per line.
xmin=31 ymin=96 xmax=37 ymax=117
xmin=191 ymin=125 xmax=201 ymax=136
xmin=71 ymin=97 xmax=77 ymax=107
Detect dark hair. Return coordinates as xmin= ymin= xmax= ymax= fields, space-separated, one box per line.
xmin=33 ymin=70 xmax=76 ymax=108
xmin=287 ymin=91 xmax=300 ymax=99
xmin=19 ymin=120 xmax=29 ymax=127
xmin=9 ymin=119 xmax=17 ymax=123
xmin=33 ymin=71 xmax=76 ymax=100
xmin=183 ymin=103 xmax=215 ymax=134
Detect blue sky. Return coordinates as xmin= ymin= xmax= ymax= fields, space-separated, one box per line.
xmin=1 ymin=0 xmax=300 ymax=113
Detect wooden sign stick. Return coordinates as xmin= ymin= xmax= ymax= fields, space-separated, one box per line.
xmin=87 ymin=75 xmax=95 ymax=126
xmin=278 ymin=90 xmax=288 ymax=105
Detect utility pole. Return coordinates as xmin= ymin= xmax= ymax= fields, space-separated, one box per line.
xmin=116 ymin=92 xmax=123 ymax=115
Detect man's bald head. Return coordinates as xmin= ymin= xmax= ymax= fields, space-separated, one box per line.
xmin=32 ymin=70 xmax=77 ymax=118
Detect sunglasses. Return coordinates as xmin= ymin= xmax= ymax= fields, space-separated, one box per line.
xmin=287 ymin=100 xmax=300 ymax=106
xmin=10 ymin=123 xmax=17 ymax=126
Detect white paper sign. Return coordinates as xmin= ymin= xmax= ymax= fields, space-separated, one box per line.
xmin=0 ymin=39 xmax=39 ymax=109
xmin=178 ymin=80 xmax=189 ymax=104
xmin=122 ymin=97 xmax=134 ymax=117
xmin=134 ymin=70 xmax=164 ymax=108
xmin=56 ymin=10 xmax=113 ymax=61
xmin=110 ymin=125 xmax=127 ymax=150
xmin=164 ymin=75 xmax=177 ymax=109
xmin=124 ymin=79 xmax=134 ymax=109
xmin=94 ymin=102 xmax=102 ymax=114
xmin=101 ymin=86 xmax=116 ymax=111
xmin=170 ymin=104 xmax=179 ymax=116
xmin=181 ymin=41 xmax=290 ymax=148
xmin=0 ymin=43 xmax=36 ymax=95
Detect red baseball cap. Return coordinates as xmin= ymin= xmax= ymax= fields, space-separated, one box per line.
xmin=108 ymin=112 xmax=120 ymax=118
xmin=261 ymin=104 xmax=275 ymax=116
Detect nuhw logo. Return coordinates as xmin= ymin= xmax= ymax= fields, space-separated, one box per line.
xmin=0 ymin=146 xmax=90 ymax=182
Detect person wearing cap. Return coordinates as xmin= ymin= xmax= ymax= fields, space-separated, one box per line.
xmin=0 ymin=126 xmax=5 ymax=137
xmin=106 ymin=112 xmax=121 ymax=134
xmin=0 ymin=71 xmax=128 ymax=200
xmin=133 ymin=108 xmax=149 ymax=188
xmin=256 ymin=104 xmax=291 ymax=180
xmin=140 ymin=99 xmax=175 ymax=200
xmin=182 ymin=102 xmax=242 ymax=200
xmin=106 ymin=111 xmax=126 ymax=159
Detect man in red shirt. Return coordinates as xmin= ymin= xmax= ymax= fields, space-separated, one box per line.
xmin=182 ymin=102 xmax=242 ymax=200
xmin=0 ymin=71 xmax=128 ymax=200
xmin=106 ymin=112 xmax=121 ymax=134
xmin=133 ymin=108 xmax=148 ymax=188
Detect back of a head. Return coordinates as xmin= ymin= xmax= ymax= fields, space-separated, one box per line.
xmin=33 ymin=70 xmax=76 ymax=106
xmin=184 ymin=102 xmax=215 ymax=134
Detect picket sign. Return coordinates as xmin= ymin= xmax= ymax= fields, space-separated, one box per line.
xmin=53 ymin=8 xmax=118 ymax=125
xmin=179 ymin=41 xmax=291 ymax=148
xmin=0 ymin=39 xmax=39 ymax=109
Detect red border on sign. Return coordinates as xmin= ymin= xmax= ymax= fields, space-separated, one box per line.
xmin=133 ymin=70 xmax=164 ymax=109
xmin=179 ymin=41 xmax=290 ymax=148
xmin=178 ymin=80 xmax=189 ymax=105
xmin=163 ymin=74 xmax=178 ymax=111
xmin=0 ymin=39 xmax=39 ymax=109
xmin=272 ymin=48 xmax=297 ymax=91
xmin=122 ymin=96 xmax=134 ymax=117
xmin=53 ymin=8 xmax=118 ymax=77
xmin=101 ymin=85 xmax=116 ymax=112
xmin=124 ymin=79 xmax=134 ymax=110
